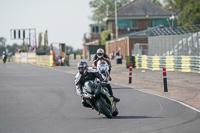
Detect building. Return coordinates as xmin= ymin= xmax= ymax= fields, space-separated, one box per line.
xmin=82 ymin=23 xmax=106 ymax=59
xmin=103 ymin=0 xmax=179 ymax=58
xmin=83 ymin=0 xmax=179 ymax=59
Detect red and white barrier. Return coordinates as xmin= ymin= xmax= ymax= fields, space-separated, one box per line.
xmin=129 ymin=63 xmax=133 ymax=84
xmin=163 ymin=68 xmax=168 ymax=92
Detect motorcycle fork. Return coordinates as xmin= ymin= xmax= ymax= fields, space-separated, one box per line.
xmin=106 ymin=96 xmax=115 ymax=109
xmin=102 ymin=94 xmax=114 ymax=109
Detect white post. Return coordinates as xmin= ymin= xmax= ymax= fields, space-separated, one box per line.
xmin=106 ymin=5 xmax=109 ymax=16
xmin=115 ymin=0 xmax=118 ymax=39
xmin=197 ymin=32 xmax=200 ymax=56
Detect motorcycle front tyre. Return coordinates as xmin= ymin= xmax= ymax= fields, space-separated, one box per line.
xmin=112 ymin=107 xmax=119 ymax=117
xmin=95 ymin=98 xmax=112 ymax=118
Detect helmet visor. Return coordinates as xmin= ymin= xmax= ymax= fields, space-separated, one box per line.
xmin=97 ymin=53 xmax=103 ymax=56
xmin=78 ymin=67 xmax=85 ymax=71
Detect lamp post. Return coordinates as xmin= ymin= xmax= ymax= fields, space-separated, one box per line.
xmin=115 ymin=0 xmax=118 ymax=39
xmin=106 ymin=5 xmax=109 ymax=16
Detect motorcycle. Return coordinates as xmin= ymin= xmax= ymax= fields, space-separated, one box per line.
xmin=96 ymin=60 xmax=110 ymax=82
xmin=82 ymin=80 xmax=119 ymax=118
xmin=2 ymin=55 xmax=6 ymax=64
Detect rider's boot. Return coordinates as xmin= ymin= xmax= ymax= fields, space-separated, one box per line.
xmin=108 ymin=69 xmax=112 ymax=81
xmin=109 ymin=76 xmax=112 ymax=81
xmin=112 ymin=96 xmax=120 ymax=102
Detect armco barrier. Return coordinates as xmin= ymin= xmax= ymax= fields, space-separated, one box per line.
xmin=138 ymin=56 xmax=142 ymax=68
xmin=135 ymin=56 xmax=139 ymax=68
xmin=147 ymin=56 xmax=152 ymax=69
xmin=152 ymin=56 xmax=160 ymax=70
xmin=134 ymin=55 xmax=200 ymax=73
xmin=141 ymin=55 xmax=148 ymax=69
xmin=174 ymin=56 xmax=182 ymax=71
xmin=159 ymin=56 xmax=166 ymax=68
xmin=190 ymin=56 xmax=199 ymax=73
xmin=181 ymin=56 xmax=191 ymax=72
xmin=166 ymin=56 xmax=175 ymax=71
xmin=199 ymin=57 xmax=200 ymax=73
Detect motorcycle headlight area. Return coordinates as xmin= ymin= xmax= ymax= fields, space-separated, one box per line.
xmin=98 ymin=65 xmax=108 ymax=72
xmin=84 ymin=81 xmax=95 ymax=93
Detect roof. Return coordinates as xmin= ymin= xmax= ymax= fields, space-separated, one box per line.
xmin=89 ymin=23 xmax=106 ymax=27
xmin=108 ymin=0 xmax=173 ymax=18
xmin=118 ymin=25 xmax=200 ymax=38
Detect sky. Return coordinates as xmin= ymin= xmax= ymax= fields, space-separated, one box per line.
xmin=0 ymin=0 xmax=93 ymax=50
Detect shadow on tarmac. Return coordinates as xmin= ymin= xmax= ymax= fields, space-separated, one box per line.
xmin=112 ymin=87 xmax=132 ymax=90
xmin=113 ymin=116 xmax=163 ymax=119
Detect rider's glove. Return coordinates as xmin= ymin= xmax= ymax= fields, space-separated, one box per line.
xmin=101 ymin=81 xmax=107 ymax=87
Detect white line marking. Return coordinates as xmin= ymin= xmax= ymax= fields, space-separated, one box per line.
xmin=50 ymin=67 xmax=200 ymax=113
xmin=111 ymin=82 xmax=200 ymax=113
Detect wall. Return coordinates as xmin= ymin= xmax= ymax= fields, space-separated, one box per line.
xmin=138 ymin=19 xmax=148 ymax=30
xmin=14 ymin=52 xmax=54 ymax=67
xmin=106 ymin=37 xmax=129 ymax=59
xmin=108 ymin=19 xmax=148 ymax=39
xmin=106 ymin=37 xmax=148 ymax=59
xmin=15 ymin=52 xmax=36 ymax=63
xmin=82 ymin=44 xmax=88 ymax=59
xmin=130 ymin=37 xmax=148 ymax=55
xmin=82 ymin=40 xmax=101 ymax=59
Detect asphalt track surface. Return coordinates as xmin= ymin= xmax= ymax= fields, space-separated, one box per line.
xmin=0 ymin=62 xmax=200 ymax=133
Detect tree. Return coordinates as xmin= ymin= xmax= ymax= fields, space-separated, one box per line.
xmin=163 ymin=0 xmax=188 ymax=10
xmin=89 ymin=0 xmax=163 ymax=22
xmin=89 ymin=0 xmax=131 ymax=22
xmin=73 ymin=49 xmax=83 ymax=55
xmin=178 ymin=0 xmax=200 ymax=26
xmin=0 ymin=45 xmax=5 ymax=57
xmin=101 ymin=30 xmax=111 ymax=45
xmin=163 ymin=0 xmax=200 ymax=26
xmin=147 ymin=0 xmax=162 ymax=7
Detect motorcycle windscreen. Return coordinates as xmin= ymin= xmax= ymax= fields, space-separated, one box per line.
xmin=84 ymin=81 xmax=95 ymax=94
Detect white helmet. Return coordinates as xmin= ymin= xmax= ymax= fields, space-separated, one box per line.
xmin=97 ymin=48 xmax=104 ymax=58
xmin=3 ymin=51 xmax=5 ymax=54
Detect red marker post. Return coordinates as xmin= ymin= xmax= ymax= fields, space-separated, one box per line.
xmin=129 ymin=63 xmax=133 ymax=84
xmin=163 ymin=68 xmax=168 ymax=92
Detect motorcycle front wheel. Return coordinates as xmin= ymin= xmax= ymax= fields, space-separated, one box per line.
xmin=112 ymin=107 xmax=119 ymax=117
xmin=95 ymin=98 xmax=112 ymax=118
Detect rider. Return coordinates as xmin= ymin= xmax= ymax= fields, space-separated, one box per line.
xmin=2 ymin=51 xmax=7 ymax=63
xmin=75 ymin=61 xmax=120 ymax=107
xmin=92 ymin=48 xmax=112 ymax=80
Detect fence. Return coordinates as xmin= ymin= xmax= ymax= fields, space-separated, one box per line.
xmin=134 ymin=25 xmax=200 ymax=56
xmin=148 ymin=33 xmax=200 ymax=56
